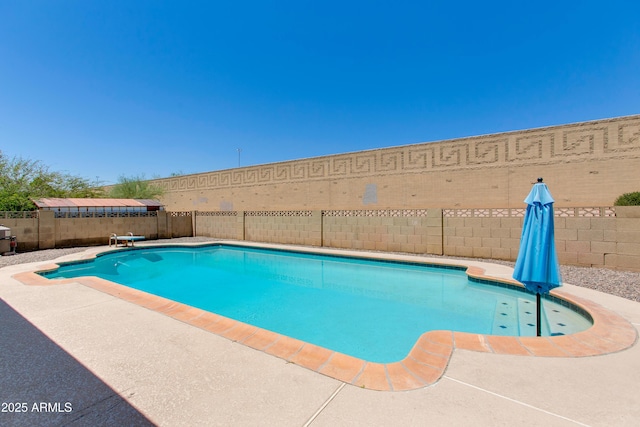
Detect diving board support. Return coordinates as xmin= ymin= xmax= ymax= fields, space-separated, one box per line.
xmin=109 ymin=232 xmax=146 ymax=247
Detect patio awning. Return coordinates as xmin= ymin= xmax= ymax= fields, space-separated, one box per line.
xmin=31 ymin=198 xmax=164 ymax=211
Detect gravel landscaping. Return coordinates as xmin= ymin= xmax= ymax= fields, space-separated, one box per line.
xmin=1 ymin=237 xmax=638 ymax=302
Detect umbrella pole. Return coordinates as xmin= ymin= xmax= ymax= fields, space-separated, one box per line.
xmin=536 ymin=293 xmax=542 ymax=337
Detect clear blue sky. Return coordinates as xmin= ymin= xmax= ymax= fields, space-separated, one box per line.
xmin=1 ymin=1 xmax=639 ymax=185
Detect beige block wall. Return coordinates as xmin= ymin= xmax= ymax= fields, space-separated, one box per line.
xmin=195 ymin=212 xmax=242 ymax=240
xmin=196 ymin=209 xmax=443 ymax=254
xmin=610 ymin=207 xmax=640 ymax=271
xmin=154 ymin=115 xmax=640 ymax=212
xmin=55 ymin=216 xmax=159 ymax=247
xmin=168 ymin=213 xmax=194 ymax=238
xmin=38 ymin=210 xmax=56 ymax=249
xmin=244 ymin=211 xmax=321 ymax=246
xmin=157 ymin=211 xmax=170 ymax=239
xmin=1 ymin=212 xmax=193 ymax=250
xmin=442 ymin=207 xmax=640 ymax=271
xmin=443 ymin=214 xmax=524 ymax=259
xmin=4 ymin=207 xmax=640 ymax=272
xmin=0 ymin=214 xmax=40 ymax=251
xmin=323 ymin=209 xmax=443 ymax=254
xmin=190 ymin=207 xmax=640 ymax=270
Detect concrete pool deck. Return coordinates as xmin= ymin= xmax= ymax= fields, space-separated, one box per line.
xmin=1 ymin=241 xmax=639 ymax=426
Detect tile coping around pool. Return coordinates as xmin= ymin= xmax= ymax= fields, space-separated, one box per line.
xmin=11 ymin=241 xmax=639 ymax=392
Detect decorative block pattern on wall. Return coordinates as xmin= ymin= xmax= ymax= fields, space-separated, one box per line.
xmin=444 ymin=207 xmax=615 ymax=218
xmin=323 ymin=209 xmax=431 ymax=217
xmin=52 ymin=211 xmax=159 ymax=218
xmin=153 ymin=116 xmax=639 ymax=212
xmin=1 ymin=211 xmax=39 ymax=219
xmin=154 ymin=117 xmax=640 ymax=211
xmin=197 ymin=211 xmax=237 ymax=216
xmin=245 ymin=210 xmax=313 ymax=217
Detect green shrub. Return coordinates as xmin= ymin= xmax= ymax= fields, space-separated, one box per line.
xmin=109 ymin=175 xmax=165 ymax=199
xmin=614 ymin=192 xmax=640 ymax=206
xmin=1 ymin=150 xmax=104 ymax=211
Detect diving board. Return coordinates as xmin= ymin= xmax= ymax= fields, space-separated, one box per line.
xmin=109 ymin=232 xmax=146 ymax=247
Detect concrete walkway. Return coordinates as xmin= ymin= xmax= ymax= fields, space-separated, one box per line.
xmin=1 ymin=245 xmax=639 ymax=426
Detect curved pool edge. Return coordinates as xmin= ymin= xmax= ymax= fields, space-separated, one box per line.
xmin=11 ymin=241 xmax=639 ymax=392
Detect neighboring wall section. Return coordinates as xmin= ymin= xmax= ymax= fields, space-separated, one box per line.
xmin=0 ymin=211 xmax=39 ymax=251
xmin=55 ymin=214 xmax=159 ymax=248
xmin=0 ymin=211 xmax=193 ymax=251
xmin=155 ymin=115 xmax=640 ymax=211
xmin=612 ymin=207 xmax=640 ymax=270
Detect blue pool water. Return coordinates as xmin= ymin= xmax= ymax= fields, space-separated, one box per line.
xmin=43 ymin=245 xmax=592 ymax=362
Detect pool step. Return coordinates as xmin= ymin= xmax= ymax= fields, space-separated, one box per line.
xmin=544 ymin=305 xmax=577 ymax=336
xmin=517 ymin=298 xmax=540 ymax=336
xmin=491 ymin=298 xmax=547 ymax=336
xmin=491 ymin=299 xmax=518 ymax=335
xmin=517 ymin=298 xmax=578 ymax=336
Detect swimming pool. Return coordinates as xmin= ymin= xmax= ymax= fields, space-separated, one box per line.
xmin=41 ymin=244 xmax=592 ymax=362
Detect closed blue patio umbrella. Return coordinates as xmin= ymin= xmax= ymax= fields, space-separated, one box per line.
xmin=513 ymin=178 xmax=562 ymax=336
